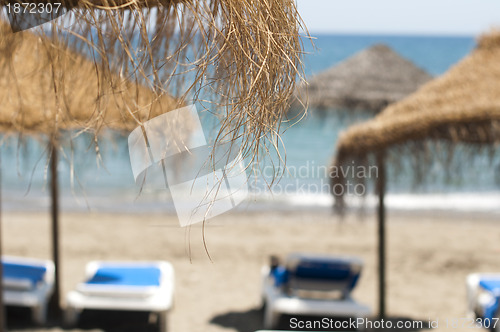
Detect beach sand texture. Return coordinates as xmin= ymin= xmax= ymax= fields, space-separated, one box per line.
xmin=3 ymin=210 xmax=500 ymax=332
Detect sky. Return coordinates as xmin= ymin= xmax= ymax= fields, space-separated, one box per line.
xmin=296 ymin=0 xmax=500 ymax=36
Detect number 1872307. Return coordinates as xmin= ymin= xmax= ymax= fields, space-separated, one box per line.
xmin=443 ymin=318 xmax=499 ymax=329
xmin=6 ymin=3 xmax=62 ymax=14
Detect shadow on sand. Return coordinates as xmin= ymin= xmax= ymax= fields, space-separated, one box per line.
xmin=210 ymin=307 xmax=431 ymax=332
xmin=210 ymin=308 xmax=264 ymax=332
xmin=6 ymin=307 xmax=160 ymax=332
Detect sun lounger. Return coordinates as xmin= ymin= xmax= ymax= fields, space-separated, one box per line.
xmin=261 ymin=253 xmax=371 ymax=329
xmin=65 ymin=261 xmax=174 ymax=331
xmin=466 ymin=273 xmax=500 ymax=329
xmin=2 ymin=256 xmax=55 ymax=325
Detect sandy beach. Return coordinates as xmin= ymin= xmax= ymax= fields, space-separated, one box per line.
xmin=2 ymin=209 xmax=499 ymax=332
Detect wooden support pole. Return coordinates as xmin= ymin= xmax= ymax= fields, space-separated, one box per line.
xmin=48 ymin=141 xmax=61 ymax=321
xmin=0 ymin=155 xmax=5 ymax=331
xmin=376 ymin=151 xmax=386 ymax=319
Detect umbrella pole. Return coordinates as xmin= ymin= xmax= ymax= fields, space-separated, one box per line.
xmin=0 ymin=155 xmax=5 ymax=331
xmin=377 ymin=151 xmax=386 ymax=319
xmin=48 ymin=141 xmax=61 ymax=320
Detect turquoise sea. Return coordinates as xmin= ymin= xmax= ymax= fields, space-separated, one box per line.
xmin=3 ymin=33 xmax=500 ymax=214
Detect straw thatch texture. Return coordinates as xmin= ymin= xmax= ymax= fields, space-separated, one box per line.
xmin=1 ymin=0 xmax=306 ymax=161
xmin=0 ymin=20 xmax=181 ymax=136
xmin=331 ymin=31 xmax=500 ymax=204
xmin=296 ymin=44 xmax=431 ymax=112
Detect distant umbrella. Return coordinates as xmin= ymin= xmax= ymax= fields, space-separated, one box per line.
xmin=297 ymin=44 xmax=432 ymax=112
xmin=331 ymin=30 xmax=500 ymax=318
xmin=333 ymin=35 xmax=500 ymax=154
xmin=0 ymin=22 xmax=184 ymax=325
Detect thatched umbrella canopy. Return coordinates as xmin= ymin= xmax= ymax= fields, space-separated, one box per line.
xmin=0 ymin=20 xmax=185 ymax=324
xmin=0 ymin=20 xmax=181 ymax=134
xmin=1 ymin=0 xmax=306 ymax=161
xmin=331 ymin=30 xmax=500 ymax=318
xmin=334 ymin=34 xmax=500 ymax=158
xmin=297 ymin=44 xmax=432 ymax=112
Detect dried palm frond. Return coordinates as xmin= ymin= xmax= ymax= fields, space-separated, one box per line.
xmin=1 ymin=0 xmax=307 ymax=165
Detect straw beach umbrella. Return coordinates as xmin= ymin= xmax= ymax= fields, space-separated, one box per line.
xmin=0 ymin=21 xmax=180 ymax=133
xmin=296 ymin=44 xmax=432 ymax=112
xmin=331 ymin=31 xmax=500 ymax=318
xmin=0 ymin=20 xmax=183 ymax=323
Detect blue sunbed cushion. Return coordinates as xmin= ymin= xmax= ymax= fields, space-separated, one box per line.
xmin=86 ymin=266 xmax=161 ymax=287
xmin=2 ymin=262 xmax=47 ymax=288
xmin=479 ymin=278 xmax=500 ymax=321
xmin=271 ymin=266 xmax=289 ymax=288
xmin=294 ymin=261 xmax=352 ymax=280
xmin=285 ymin=255 xmax=362 ymax=291
xmin=480 ymin=279 xmax=500 ymax=293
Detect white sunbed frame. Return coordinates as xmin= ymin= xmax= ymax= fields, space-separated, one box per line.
xmin=2 ymin=256 xmax=55 ymax=325
xmin=261 ymin=264 xmax=371 ymax=330
xmin=65 ymin=261 xmax=174 ymax=331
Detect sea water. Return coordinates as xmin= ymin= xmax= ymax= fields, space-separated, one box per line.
xmin=3 ymin=33 xmax=499 ymax=214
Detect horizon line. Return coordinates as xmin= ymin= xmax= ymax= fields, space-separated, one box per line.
xmin=300 ymin=29 xmax=478 ymax=39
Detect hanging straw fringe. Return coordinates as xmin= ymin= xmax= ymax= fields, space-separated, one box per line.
xmin=0 ymin=0 xmax=307 ymax=166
